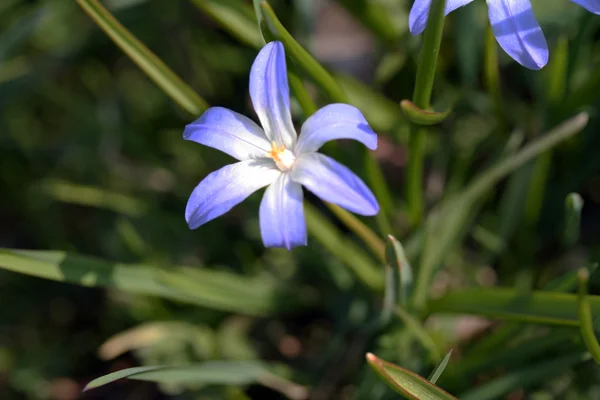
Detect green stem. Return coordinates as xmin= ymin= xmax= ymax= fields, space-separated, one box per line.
xmin=325 ymin=203 xmax=385 ymax=263
xmin=577 ymin=268 xmax=600 ymax=364
xmin=407 ymin=0 xmax=447 ymax=226
xmin=484 ymin=22 xmax=504 ymax=132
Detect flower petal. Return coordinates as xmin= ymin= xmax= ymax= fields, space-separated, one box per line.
xmin=249 ymin=41 xmax=297 ymax=149
xmin=295 ymin=104 xmax=378 ymax=155
xmin=291 ymin=153 xmax=379 ymax=216
xmin=259 ymin=173 xmax=307 ymax=250
xmin=409 ymin=0 xmax=475 ymax=35
xmin=186 ymin=159 xmax=280 ymax=229
xmin=184 ymin=107 xmax=271 ymax=160
xmin=570 ymin=0 xmax=600 ymax=14
xmin=487 ymin=0 xmax=548 ymax=69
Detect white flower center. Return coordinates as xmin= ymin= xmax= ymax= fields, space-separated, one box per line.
xmin=268 ymin=142 xmax=296 ymax=171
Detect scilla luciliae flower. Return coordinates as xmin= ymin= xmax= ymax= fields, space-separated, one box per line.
xmin=183 ymin=41 xmax=379 ymax=250
xmin=410 ymin=0 xmax=599 ymax=70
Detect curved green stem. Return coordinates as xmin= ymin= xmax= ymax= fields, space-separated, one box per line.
xmin=577 ymin=268 xmax=600 ymax=364
xmin=407 ymin=0 xmax=447 ymax=226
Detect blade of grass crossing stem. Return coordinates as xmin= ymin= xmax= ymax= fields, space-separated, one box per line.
xmin=190 ymin=0 xmax=263 ymax=48
xmin=259 ymin=2 xmax=348 ymax=104
xmin=428 ymin=349 xmax=453 ymax=384
xmin=426 ymin=287 xmax=600 ymax=326
xmin=413 ymin=113 xmax=589 ymax=310
xmin=366 ymin=353 xmax=458 ymax=400
xmin=577 ymin=268 xmax=600 ymax=364
xmin=304 ymin=204 xmax=383 ymax=291
xmin=394 ymin=307 xmax=443 ymax=362
xmin=324 ymin=203 xmax=385 ymax=263
xmin=76 ymin=0 xmax=207 ymax=116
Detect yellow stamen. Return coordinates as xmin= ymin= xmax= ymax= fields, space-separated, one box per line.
xmin=268 ymin=141 xmax=296 ymax=171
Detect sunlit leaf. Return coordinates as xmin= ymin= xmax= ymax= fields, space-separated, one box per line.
xmin=366 ymin=353 xmax=457 ymax=399
xmin=84 ymin=361 xmax=270 ymax=391
xmin=0 ymin=249 xmax=310 ymax=316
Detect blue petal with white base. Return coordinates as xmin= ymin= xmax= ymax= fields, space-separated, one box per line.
xmin=291 ymin=153 xmax=379 ymax=216
xmin=249 ymin=41 xmax=297 ymax=150
xmin=185 ymin=159 xmax=280 ymax=229
xmin=184 ymin=107 xmax=271 ymax=160
xmin=259 ymin=173 xmax=307 ymax=249
xmin=295 ymin=104 xmax=378 ymax=155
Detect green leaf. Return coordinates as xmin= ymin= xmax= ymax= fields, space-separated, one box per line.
xmin=427 ymin=287 xmax=600 ymax=326
xmin=0 ymin=249 xmax=309 ymax=316
xmin=400 ymin=100 xmax=451 ymax=126
xmin=428 ymin=349 xmax=452 ymax=384
xmin=76 ymin=0 xmax=207 ymax=115
xmin=385 ymin=235 xmax=413 ymax=306
xmin=412 ymin=112 xmax=589 ymax=309
xmin=259 ymin=1 xmax=348 ymax=104
xmin=366 ymin=353 xmax=457 ymax=400
xmin=84 ymin=361 xmax=269 ymax=391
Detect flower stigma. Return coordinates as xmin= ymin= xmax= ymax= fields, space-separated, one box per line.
xmin=268 ymin=141 xmax=296 ymax=171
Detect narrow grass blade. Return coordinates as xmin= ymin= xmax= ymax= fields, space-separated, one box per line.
xmin=84 ymin=361 xmax=269 ymax=391
xmin=304 ymin=204 xmax=383 ymax=291
xmin=428 ymin=349 xmax=453 ymax=384
xmin=564 ymin=193 xmax=584 ymax=246
xmin=76 ymin=0 xmax=207 ymax=115
xmin=427 ymin=287 xmax=600 ymax=326
xmin=577 ymin=268 xmax=600 ymax=364
xmin=385 ymin=235 xmax=413 ymax=306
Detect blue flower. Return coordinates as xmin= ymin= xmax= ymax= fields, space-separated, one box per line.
xmin=409 ymin=0 xmax=599 ymax=70
xmin=183 ymin=41 xmax=379 ymax=250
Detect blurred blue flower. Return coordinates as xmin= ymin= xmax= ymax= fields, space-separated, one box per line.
xmin=183 ymin=41 xmax=379 ymax=250
xmin=410 ymin=0 xmax=599 ymax=70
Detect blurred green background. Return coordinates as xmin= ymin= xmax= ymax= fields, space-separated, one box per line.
xmin=2 ymin=0 xmax=600 ymax=399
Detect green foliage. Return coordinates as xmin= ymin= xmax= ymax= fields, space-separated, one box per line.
xmin=1 ymin=0 xmax=600 ymax=399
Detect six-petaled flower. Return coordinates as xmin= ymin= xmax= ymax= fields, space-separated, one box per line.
xmin=184 ymin=41 xmax=380 ymax=250
xmin=409 ymin=0 xmax=600 ymax=70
